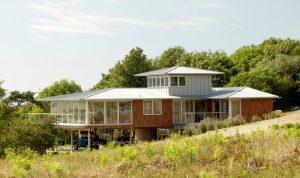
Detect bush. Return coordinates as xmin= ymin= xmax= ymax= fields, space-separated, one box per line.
xmin=5 ymin=148 xmax=37 ymax=178
xmin=251 ymin=115 xmax=263 ymax=122
xmin=227 ymin=115 xmax=245 ymax=126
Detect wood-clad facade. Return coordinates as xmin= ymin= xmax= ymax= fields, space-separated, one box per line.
xmin=241 ymin=99 xmax=273 ymax=122
xmin=132 ymin=100 xmax=172 ymax=128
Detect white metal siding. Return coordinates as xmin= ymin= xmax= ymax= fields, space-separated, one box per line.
xmin=151 ymin=75 xmax=213 ymax=96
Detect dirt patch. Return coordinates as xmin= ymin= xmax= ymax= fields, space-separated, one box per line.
xmin=209 ymin=110 xmax=300 ymax=137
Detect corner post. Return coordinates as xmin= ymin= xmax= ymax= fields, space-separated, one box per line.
xmin=88 ymin=129 xmax=91 ymax=149
xmin=70 ymin=130 xmax=73 ymax=152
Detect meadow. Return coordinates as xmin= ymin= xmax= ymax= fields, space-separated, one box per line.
xmin=0 ymin=123 xmax=300 ymax=178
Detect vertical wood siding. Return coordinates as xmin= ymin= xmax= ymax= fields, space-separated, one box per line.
xmin=241 ymin=99 xmax=273 ymax=122
xmin=133 ymin=100 xmax=173 ymax=128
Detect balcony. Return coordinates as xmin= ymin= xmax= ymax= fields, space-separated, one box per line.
xmin=172 ymin=111 xmax=228 ymax=128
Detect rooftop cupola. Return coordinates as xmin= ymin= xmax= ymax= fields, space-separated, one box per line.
xmin=135 ymin=66 xmax=223 ymax=96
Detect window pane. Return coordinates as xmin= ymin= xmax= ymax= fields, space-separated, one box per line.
xmin=79 ymin=102 xmax=86 ymax=124
xmin=171 ymin=77 xmax=178 ymax=86
xmin=231 ymin=100 xmax=240 ymax=117
xmin=144 ymin=101 xmax=152 ymax=114
xmin=153 ymin=100 xmax=162 ymax=114
xmin=106 ymin=102 xmax=118 ymax=124
xmin=119 ymin=101 xmax=131 ymax=123
xmin=157 ymin=77 xmax=160 ymax=86
xmin=173 ymin=100 xmax=181 ymax=123
xmin=51 ymin=102 xmax=57 ymax=114
xmin=153 ymin=78 xmax=156 ymax=87
xmin=161 ymin=77 xmax=164 ymax=86
xmin=165 ymin=77 xmax=169 ymax=86
xmin=182 ymin=100 xmax=193 ymax=112
xmin=148 ymin=78 xmax=152 ymax=87
xmin=74 ymin=102 xmax=79 ymax=123
xmin=179 ymin=77 xmax=186 ymax=86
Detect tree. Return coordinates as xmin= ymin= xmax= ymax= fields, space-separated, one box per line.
xmin=0 ymin=81 xmax=5 ymax=100
xmin=93 ymin=47 xmax=152 ymax=89
xmin=38 ymin=79 xmax=82 ymax=98
xmin=190 ymin=50 xmax=233 ymax=87
xmin=155 ymin=46 xmax=187 ymax=68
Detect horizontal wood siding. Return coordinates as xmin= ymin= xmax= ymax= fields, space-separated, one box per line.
xmin=241 ymin=99 xmax=273 ymax=122
xmin=133 ymin=100 xmax=172 ymax=128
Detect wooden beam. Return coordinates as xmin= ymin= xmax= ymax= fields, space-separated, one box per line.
xmin=70 ymin=130 xmax=73 ymax=153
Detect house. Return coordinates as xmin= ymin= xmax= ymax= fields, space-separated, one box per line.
xmin=37 ymin=66 xmax=279 ymax=145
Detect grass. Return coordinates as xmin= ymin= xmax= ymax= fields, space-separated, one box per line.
xmin=1 ymin=123 xmax=300 ymax=178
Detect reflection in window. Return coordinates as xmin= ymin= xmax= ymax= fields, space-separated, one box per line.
xmin=144 ymin=101 xmax=152 ymax=115
xmin=106 ymin=101 xmax=118 ymax=124
xmin=119 ymin=101 xmax=131 ymax=123
xmin=144 ymin=100 xmax=162 ymax=115
xmin=171 ymin=77 xmax=178 ymax=86
xmin=179 ymin=77 xmax=186 ymax=86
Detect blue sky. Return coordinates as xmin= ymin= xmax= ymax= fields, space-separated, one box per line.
xmin=0 ymin=0 xmax=299 ymax=92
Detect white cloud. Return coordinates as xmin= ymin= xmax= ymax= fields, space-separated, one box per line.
xmin=26 ymin=0 xmax=230 ymax=35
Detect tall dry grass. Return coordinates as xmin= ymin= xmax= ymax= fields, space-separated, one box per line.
xmin=1 ymin=123 xmax=300 ymax=178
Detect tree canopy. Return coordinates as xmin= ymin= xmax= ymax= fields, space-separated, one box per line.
xmin=93 ymin=37 xmax=300 ymax=109
xmin=93 ymin=47 xmax=152 ymax=89
xmin=38 ymin=79 xmax=82 ymax=98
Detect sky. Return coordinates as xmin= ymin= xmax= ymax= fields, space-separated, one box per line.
xmin=0 ymin=0 xmax=299 ymax=92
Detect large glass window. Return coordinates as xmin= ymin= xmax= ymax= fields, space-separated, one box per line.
xmin=89 ymin=102 xmax=104 ymax=124
xmin=144 ymin=100 xmax=162 ymax=115
xmin=79 ymin=102 xmax=86 ymax=124
xmin=106 ymin=101 xmax=118 ymax=124
xmin=119 ymin=101 xmax=131 ymax=123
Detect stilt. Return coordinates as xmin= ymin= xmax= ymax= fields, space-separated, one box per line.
xmin=88 ymin=129 xmax=91 ymax=149
xmin=70 ymin=130 xmax=73 ymax=153
xmin=129 ymin=127 xmax=133 ymax=145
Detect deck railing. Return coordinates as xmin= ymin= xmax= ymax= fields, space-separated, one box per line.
xmin=173 ymin=112 xmax=228 ymax=124
xmin=25 ymin=113 xmax=86 ymax=125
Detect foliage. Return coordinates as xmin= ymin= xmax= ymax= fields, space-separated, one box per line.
xmin=38 ymin=79 xmax=82 ymax=99
xmin=2 ymin=128 xmax=300 ymax=177
xmin=5 ymin=148 xmax=37 ymax=178
xmin=185 ymin=115 xmax=246 ymax=135
xmin=93 ymin=47 xmax=152 ymax=89
xmin=1 ymin=117 xmax=60 ymax=156
xmin=0 ymin=80 xmax=5 ymax=99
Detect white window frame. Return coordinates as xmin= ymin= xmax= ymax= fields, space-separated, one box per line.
xmin=147 ymin=76 xmax=170 ymax=87
xmin=170 ymin=76 xmax=187 ymax=87
xmin=143 ymin=100 xmax=162 ymax=115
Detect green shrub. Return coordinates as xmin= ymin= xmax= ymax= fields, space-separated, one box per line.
xmin=228 ymin=115 xmax=245 ymax=126
xmin=164 ymin=142 xmax=184 ymax=163
xmin=144 ymin=144 xmax=154 ymax=159
xmin=100 ymin=153 xmax=109 ymax=166
xmin=49 ymin=162 xmax=64 ymax=178
xmin=119 ymin=146 xmax=138 ymax=161
xmin=251 ymin=115 xmax=262 ymax=122
xmin=5 ymin=148 xmax=37 ymax=178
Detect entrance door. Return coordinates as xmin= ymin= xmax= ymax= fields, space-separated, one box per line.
xmin=195 ymin=100 xmax=206 ymax=122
